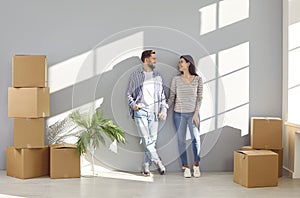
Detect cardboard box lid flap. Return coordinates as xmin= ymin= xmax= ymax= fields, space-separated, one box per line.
xmin=14 ymin=145 xmax=46 ymax=149
xmin=251 ymin=117 xmax=281 ymax=121
xmin=236 ymin=150 xmax=278 ymax=156
xmin=50 ymin=144 xmax=77 ymax=149
xmin=13 ymin=146 xmax=49 ymax=150
xmin=14 ymin=55 xmax=46 ymax=57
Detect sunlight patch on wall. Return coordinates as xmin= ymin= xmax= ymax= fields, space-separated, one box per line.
xmin=198 ymin=54 xmax=216 ymax=82
xmin=288 ymin=86 xmax=300 ymax=124
xmin=48 ymin=32 xmax=144 ymax=94
xmin=288 ymin=48 xmax=300 ymax=88
xmin=46 ymin=97 xmax=104 ymax=127
xmin=199 ymin=0 xmax=249 ymax=36
xmin=289 ymin=21 xmax=300 ymax=50
xmin=218 ymin=42 xmax=249 ymax=76
xmin=219 ymin=0 xmax=249 ymax=28
xmin=199 ymin=3 xmax=217 ymax=35
xmin=49 ymin=51 xmax=91 ymax=93
xmin=217 ymin=67 xmax=249 ymax=135
xmin=201 ymin=81 xmax=215 ymax=122
xmin=218 ymin=67 xmax=249 ymax=113
xmin=95 ymin=32 xmax=144 ymax=74
xmin=200 ymin=118 xmax=215 ymax=136
xmin=218 ymin=104 xmax=249 ymax=136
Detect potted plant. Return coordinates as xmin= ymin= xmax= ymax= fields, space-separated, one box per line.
xmin=69 ymin=108 xmax=126 ymax=175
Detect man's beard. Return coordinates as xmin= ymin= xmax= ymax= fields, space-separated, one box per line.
xmin=148 ymin=63 xmax=156 ymax=70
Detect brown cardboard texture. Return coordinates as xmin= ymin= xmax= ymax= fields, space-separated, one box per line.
xmin=14 ymin=118 xmax=45 ymax=148
xmin=241 ymin=146 xmax=283 ymax=177
xmin=251 ymin=117 xmax=282 ymax=149
xmin=13 ymin=55 xmax=47 ymax=87
xmin=50 ymin=144 xmax=80 ymax=179
xmin=234 ymin=150 xmax=278 ymax=188
xmin=8 ymin=87 xmax=50 ymax=118
xmin=6 ymin=146 xmax=49 ymax=179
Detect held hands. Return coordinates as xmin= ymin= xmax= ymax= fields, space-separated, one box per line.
xmin=192 ymin=113 xmax=200 ymax=127
xmin=158 ymin=112 xmax=167 ymax=120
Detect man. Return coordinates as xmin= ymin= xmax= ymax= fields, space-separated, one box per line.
xmin=127 ymin=50 xmax=168 ymax=176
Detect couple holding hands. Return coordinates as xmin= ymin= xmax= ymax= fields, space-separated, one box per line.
xmin=127 ymin=50 xmax=203 ymax=178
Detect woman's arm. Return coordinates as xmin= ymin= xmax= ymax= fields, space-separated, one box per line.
xmin=193 ymin=76 xmax=203 ymax=127
xmin=167 ymin=77 xmax=176 ymax=109
xmin=194 ymin=76 xmax=203 ymax=113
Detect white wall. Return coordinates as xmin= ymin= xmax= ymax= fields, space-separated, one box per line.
xmin=0 ymin=0 xmax=283 ymax=171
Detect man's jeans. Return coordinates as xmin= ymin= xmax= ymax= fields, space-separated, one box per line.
xmin=134 ymin=109 xmax=160 ymax=165
xmin=173 ymin=111 xmax=201 ymax=166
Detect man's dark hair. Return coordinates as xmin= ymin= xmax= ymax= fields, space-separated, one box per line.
xmin=141 ymin=50 xmax=155 ymax=63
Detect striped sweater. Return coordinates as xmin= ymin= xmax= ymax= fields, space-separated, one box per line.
xmin=168 ymin=75 xmax=203 ymax=113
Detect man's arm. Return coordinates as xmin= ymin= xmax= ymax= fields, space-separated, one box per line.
xmin=158 ymin=75 xmax=168 ymax=120
xmin=127 ymin=73 xmax=136 ymax=109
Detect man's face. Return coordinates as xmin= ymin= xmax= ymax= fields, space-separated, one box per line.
xmin=146 ymin=54 xmax=157 ymax=69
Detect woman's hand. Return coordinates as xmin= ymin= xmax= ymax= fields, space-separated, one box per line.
xmin=192 ymin=113 xmax=200 ymax=127
xmin=158 ymin=112 xmax=167 ymax=120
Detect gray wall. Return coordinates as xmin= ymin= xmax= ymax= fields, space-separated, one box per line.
xmin=0 ymin=0 xmax=282 ymax=171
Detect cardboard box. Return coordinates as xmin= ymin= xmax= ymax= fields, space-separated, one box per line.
xmin=13 ymin=55 xmax=47 ymax=88
xmin=6 ymin=146 xmax=49 ymax=179
xmin=50 ymin=144 xmax=80 ymax=179
xmin=8 ymin=87 xmax=50 ymax=118
xmin=234 ymin=150 xmax=278 ymax=188
xmin=14 ymin=118 xmax=44 ymax=148
xmin=251 ymin=117 xmax=282 ymax=149
xmin=241 ymin=146 xmax=283 ymax=177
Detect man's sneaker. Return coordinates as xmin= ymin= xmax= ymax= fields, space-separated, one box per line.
xmin=156 ymin=161 xmax=165 ymax=175
xmin=183 ymin=167 xmax=191 ymax=178
xmin=193 ymin=165 xmax=201 ymax=177
xmin=142 ymin=164 xmax=151 ymax=176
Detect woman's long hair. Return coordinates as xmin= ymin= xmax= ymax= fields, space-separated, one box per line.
xmin=180 ymin=55 xmax=198 ymax=76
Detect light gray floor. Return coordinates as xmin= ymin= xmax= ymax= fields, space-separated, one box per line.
xmin=0 ymin=170 xmax=300 ymax=198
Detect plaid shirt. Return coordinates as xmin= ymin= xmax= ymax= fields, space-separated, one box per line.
xmin=127 ymin=66 xmax=168 ymax=119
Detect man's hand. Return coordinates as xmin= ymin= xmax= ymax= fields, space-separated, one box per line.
xmin=158 ymin=112 xmax=167 ymax=120
xmin=133 ymin=104 xmax=141 ymax=111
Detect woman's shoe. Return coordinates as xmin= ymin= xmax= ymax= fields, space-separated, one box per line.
xmin=183 ymin=167 xmax=191 ymax=178
xmin=193 ymin=165 xmax=201 ymax=177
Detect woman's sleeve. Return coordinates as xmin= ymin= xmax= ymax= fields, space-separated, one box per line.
xmin=195 ymin=76 xmax=203 ymax=111
xmin=167 ymin=77 xmax=176 ymax=108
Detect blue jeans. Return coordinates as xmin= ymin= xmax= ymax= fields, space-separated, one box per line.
xmin=134 ymin=109 xmax=160 ymax=165
xmin=173 ymin=111 xmax=201 ymax=166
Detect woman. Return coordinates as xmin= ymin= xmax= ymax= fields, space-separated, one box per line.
xmin=168 ymin=55 xmax=203 ymax=178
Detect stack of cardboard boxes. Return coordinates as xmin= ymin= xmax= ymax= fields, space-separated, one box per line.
xmin=7 ymin=55 xmax=50 ymax=179
xmin=234 ymin=117 xmax=283 ymax=188
xmin=6 ymin=55 xmax=80 ymax=179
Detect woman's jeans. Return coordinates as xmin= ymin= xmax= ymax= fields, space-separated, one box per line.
xmin=173 ymin=111 xmax=201 ymax=166
xmin=134 ymin=109 xmax=160 ymax=166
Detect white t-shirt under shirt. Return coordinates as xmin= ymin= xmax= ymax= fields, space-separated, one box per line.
xmin=139 ymin=71 xmax=155 ymax=112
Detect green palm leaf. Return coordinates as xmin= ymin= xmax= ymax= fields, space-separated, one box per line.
xmin=70 ymin=108 xmax=126 ymax=155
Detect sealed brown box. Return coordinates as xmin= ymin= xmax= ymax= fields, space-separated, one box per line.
xmin=50 ymin=144 xmax=80 ymax=179
xmin=14 ymin=118 xmax=44 ymax=148
xmin=234 ymin=150 xmax=278 ymax=188
xmin=251 ymin=117 xmax=282 ymax=149
xmin=8 ymin=87 xmax=50 ymax=118
xmin=241 ymin=146 xmax=283 ymax=177
xmin=6 ymin=146 xmax=49 ymax=179
xmin=13 ymin=55 xmax=47 ymax=88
